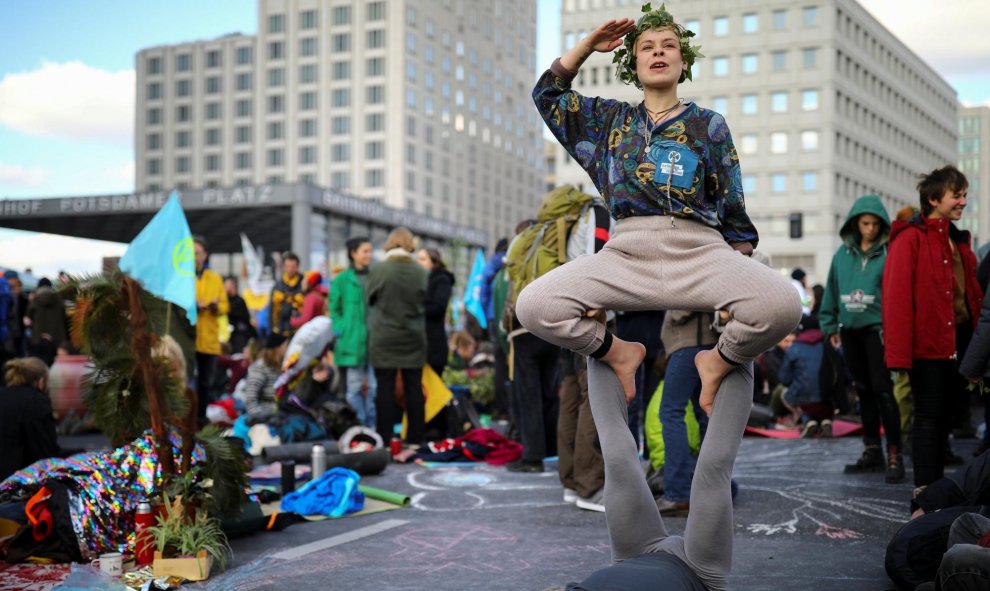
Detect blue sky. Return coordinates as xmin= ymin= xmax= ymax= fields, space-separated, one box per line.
xmin=1 ymin=0 xmax=988 ymax=276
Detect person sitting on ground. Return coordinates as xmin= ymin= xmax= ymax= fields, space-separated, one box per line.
xmin=0 ymin=357 xmax=60 ymax=481
xmin=778 ymin=317 xmax=833 ymax=438
xmin=448 ymin=330 xmax=495 ymax=372
xmin=242 ymin=333 xmax=288 ymax=422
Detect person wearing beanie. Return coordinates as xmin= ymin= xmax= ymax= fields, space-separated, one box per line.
xmin=290 ymin=270 xmax=328 ymax=330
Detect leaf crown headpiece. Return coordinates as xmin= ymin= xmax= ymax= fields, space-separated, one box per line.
xmin=612 ymin=2 xmax=704 ymax=88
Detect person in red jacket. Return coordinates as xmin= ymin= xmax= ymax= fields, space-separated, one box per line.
xmin=883 ymin=165 xmax=983 ymax=488
xmin=290 ymin=270 xmax=328 ymax=330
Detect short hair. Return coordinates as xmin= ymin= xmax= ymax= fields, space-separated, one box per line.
xmin=494 ymin=238 xmax=509 ymax=253
xmin=193 ymin=235 xmax=209 ymax=252
xmin=283 ymin=251 xmax=300 ymax=264
xmin=422 ymin=248 xmax=446 ymax=271
xmin=345 ymin=236 xmax=371 ymax=263
xmin=918 ymin=166 xmax=968 ymax=217
xmin=384 ymin=227 xmax=415 ymax=252
xmin=3 ymin=357 xmax=49 ymax=388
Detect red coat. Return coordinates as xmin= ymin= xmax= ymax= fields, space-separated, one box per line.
xmin=882 ymin=216 xmax=983 ymax=370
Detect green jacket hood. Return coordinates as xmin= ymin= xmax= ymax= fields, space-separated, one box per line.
xmin=839 ymin=195 xmax=891 ymax=251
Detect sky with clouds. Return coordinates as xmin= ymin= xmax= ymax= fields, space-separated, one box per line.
xmin=1 ymin=0 xmax=989 ymax=277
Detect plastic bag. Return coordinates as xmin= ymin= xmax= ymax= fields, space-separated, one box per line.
xmin=53 ymin=563 xmax=130 ymax=591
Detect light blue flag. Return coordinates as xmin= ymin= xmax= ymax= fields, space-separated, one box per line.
xmin=119 ymin=191 xmax=197 ymax=325
xmin=463 ymin=249 xmax=488 ymax=329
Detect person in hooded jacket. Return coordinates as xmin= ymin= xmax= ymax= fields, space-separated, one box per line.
xmin=417 ymin=248 xmax=455 ymax=376
xmin=884 ymin=166 xmax=983 ymax=488
xmin=778 ymin=317 xmax=832 ymax=437
xmin=26 ymin=278 xmax=67 ymax=347
xmin=819 ymin=195 xmax=904 ymax=483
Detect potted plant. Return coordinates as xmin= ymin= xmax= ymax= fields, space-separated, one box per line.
xmin=147 ymin=493 xmax=232 ymax=581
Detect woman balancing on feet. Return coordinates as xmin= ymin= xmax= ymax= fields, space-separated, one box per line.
xmin=516 ymin=5 xmax=802 ymax=590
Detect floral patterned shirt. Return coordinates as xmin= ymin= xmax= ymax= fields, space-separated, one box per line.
xmin=533 ymin=59 xmax=758 ymax=246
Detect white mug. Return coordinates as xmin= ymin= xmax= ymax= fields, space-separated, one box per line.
xmin=91 ymin=551 xmax=123 ymax=577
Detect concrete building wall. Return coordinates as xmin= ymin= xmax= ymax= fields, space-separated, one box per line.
xmin=958 ymin=106 xmax=990 ymax=246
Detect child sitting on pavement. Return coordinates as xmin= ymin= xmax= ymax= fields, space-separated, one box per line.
xmin=778 ymin=317 xmax=833 ymax=438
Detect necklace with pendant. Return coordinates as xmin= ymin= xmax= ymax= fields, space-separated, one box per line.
xmin=643 ymin=100 xmax=681 ymax=155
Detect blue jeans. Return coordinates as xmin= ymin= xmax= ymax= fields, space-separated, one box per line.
xmin=660 ymin=346 xmax=711 ymax=503
xmin=345 ymin=364 xmax=377 ymax=429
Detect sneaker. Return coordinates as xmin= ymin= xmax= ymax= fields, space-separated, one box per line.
xmin=844 ymin=445 xmax=885 ymax=473
xmin=655 ymin=497 xmax=690 ymax=517
xmin=506 ymin=459 xmax=544 ymax=473
xmin=819 ymin=419 xmax=833 ymax=438
xmin=576 ymin=489 xmax=605 ymax=513
xmin=799 ymin=420 xmax=820 ymax=438
xmin=885 ymin=445 xmax=906 ymax=484
xmin=563 ymin=488 xmax=578 ymax=504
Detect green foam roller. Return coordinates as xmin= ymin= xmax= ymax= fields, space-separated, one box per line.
xmin=358 ymin=485 xmax=411 ymax=507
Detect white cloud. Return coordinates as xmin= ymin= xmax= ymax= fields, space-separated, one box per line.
xmin=0 ymin=61 xmax=134 ymax=146
xmin=105 ymin=160 xmax=135 ymax=188
xmin=859 ymin=1 xmax=990 ymax=79
xmin=0 ymin=231 xmax=126 ymax=277
xmin=0 ymin=163 xmax=46 ymax=187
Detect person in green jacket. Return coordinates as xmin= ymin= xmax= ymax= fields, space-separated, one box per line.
xmin=819 ymin=194 xmax=904 ymax=483
xmin=366 ymin=227 xmax=428 ymax=446
xmin=330 ymin=237 xmax=377 ymax=429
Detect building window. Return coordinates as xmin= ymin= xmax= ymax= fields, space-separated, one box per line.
xmin=333 ymin=61 xmax=351 ymax=80
xmin=236 ymin=72 xmax=252 ymax=91
xmin=146 ymin=158 xmax=161 ymax=175
xmin=802 ymin=171 xmax=818 ymax=191
xmin=268 ymin=14 xmax=284 ymax=33
xmin=366 ymin=57 xmax=384 ymax=77
xmin=802 ymin=89 xmax=820 ymax=111
xmin=366 ymin=168 xmax=383 ymax=187
xmin=406 ymin=88 xmax=416 ymax=108
xmin=175 ymin=156 xmax=189 ymax=173
xmin=236 ymin=46 xmax=252 ymax=65
xmin=368 ymin=29 xmax=385 ymax=49
xmin=742 ymin=174 xmax=756 ymax=194
xmin=771 ymin=91 xmax=788 ymax=112
xmin=742 ymin=53 xmax=758 ymax=74
xmin=367 ymin=2 xmax=384 ymax=21
xmin=366 ymin=85 xmax=384 ymax=104
xmin=771 ymin=132 xmax=788 ymax=154
xmin=268 ymin=67 xmax=284 ymax=87
xmin=175 ymin=130 xmax=189 ymax=147
xmin=771 ymin=173 xmax=787 ymax=193
xmin=176 ymin=105 xmax=191 ymax=123
xmin=713 ymin=16 xmax=729 ymax=37
xmin=406 ymin=171 xmax=416 ymax=191
xmin=772 ymin=9 xmax=787 ymax=30
xmin=176 ymin=53 xmax=191 ymax=71
xmin=406 ymin=61 xmax=416 ymax=81
xmin=268 ymin=41 xmax=284 ymax=60
xmin=333 ymin=5 xmax=351 ymax=25
xmin=205 ymin=154 xmax=220 ymax=172
xmin=299 ymin=146 xmax=316 ymax=164
xmin=268 ymin=95 xmax=284 ymax=113
xmin=146 ymin=133 xmax=161 ymax=151
xmin=268 ymin=121 xmax=284 ymax=140
xmin=206 ymin=76 xmax=221 ymax=94
xmin=176 ymin=79 xmax=191 ymax=97
xmin=366 ymin=141 xmax=384 ymax=160
xmin=332 ymin=116 xmax=350 ymax=135
xmin=299 ymin=119 xmax=316 ymax=137
xmin=332 ymin=33 xmax=351 ymax=52
xmin=713 ymin=56 xmax=728 ymax=77
xmin=684 ymin=19 xmax=700 ymax=35
xmin=802 ymin=47 xmax=818 ymax=68
xmin=742 ymin=13 xmax=758 ymax=33
xmin=711 ymin=96 xmax=728 ymax=114
xmin=801 ymin=130 xmax=819 ymax=151
xmin=332 ymin=144 xmax=350 ymax=162
xmin=740 ymin=134 xmax=758 ymax=155
xmin=366 ymin=113 xmax=384 ymax=132
xmin=742 ymin=93 xmax=758 ymax=115
xmin=407 ymin=32 xmax=416 ymax=53
xmin=236 ymin=126 xmax=251 ymax=143
xmin=406 ymin=116 xmax=416 ymax=137
xmin=300 ymin=9 xmax=316 ymax=29
xmin=236 ymin=152 xmax=251 ymax=170
xmin=332 ymin=89 xmax=350 ymax=107
xmin=406 ymin=143 xmax=416 ymax=164
xmin=771 ymin=50 xmax=787 ymax=71
xmin=206 ymin=50 xmax=221 ymax=68
xmin=205 ymin=128 xmax=221 ymax=146
xmin=803 ymin=6 xmax=818 ymax=27
xmin=267 ymin=149 xmax=283 ymax=167
xmin=147 ymin=56 xmax=162 ymax=74
xmin=300 ymin=37 xmax=317 ymax=57
xmin=147 ymin=82 xmax=161 ymax=100
xmin=331 ymin=171 xmax=350 ymax=189
xmin=299 ymin=91 xmax=316 ymax=110
xmin=300 ymin=64 xmax=317 ymax=84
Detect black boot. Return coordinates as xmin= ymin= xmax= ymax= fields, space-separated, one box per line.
xmin=885 ymin=444 xmax=906 ymax=484
xmin=844 ymin=445 xmax=884 ymax=474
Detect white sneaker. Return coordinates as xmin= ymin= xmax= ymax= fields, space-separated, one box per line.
xmin=576 ymin=489 xmax=605 ymax=513
xmin=563 ymin=488 xmax=578 ymax=504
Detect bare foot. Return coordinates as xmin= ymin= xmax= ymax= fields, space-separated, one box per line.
xmin=695 ymin=349 xmax=735 ymax=415
xmin=601 ymin=337 xmax=646 ymax=403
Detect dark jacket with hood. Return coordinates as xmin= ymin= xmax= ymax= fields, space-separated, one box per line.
xmin=366 ymin=249 xmax=428 ymax=369
xmin=779 ymin=328 xmax=825 ymax=404
xmin=424 ymin=267 xmax=454 ymax=372
xmin=26 ymin=285 xmax=67 ymax=345
xmin=883 ymin=215 xmax=983 ymax=370
xmin=819 ymin=195 xmax=890 ymax=336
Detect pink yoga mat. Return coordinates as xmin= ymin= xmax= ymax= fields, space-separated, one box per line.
xmin=745 ymin=419 xmax=864 ymax=439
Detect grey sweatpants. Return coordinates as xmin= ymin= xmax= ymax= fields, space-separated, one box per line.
xmin=515 ymin=215 xmax=802 ymax=364
xmin=587 ymin=357 xmax=754 ymax=591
